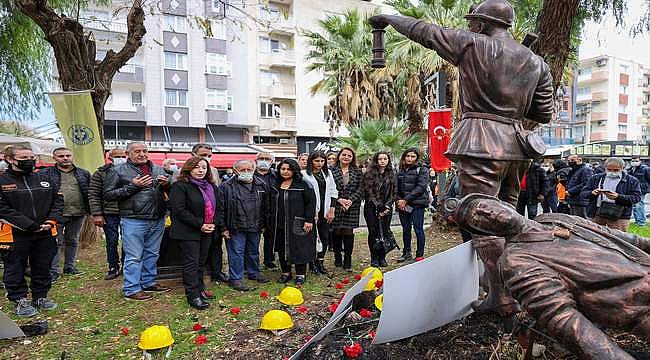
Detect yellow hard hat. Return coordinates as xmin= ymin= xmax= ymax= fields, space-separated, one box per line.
xmin=260 ymin=310 xmax=294 ymax=331
xmin=375 ymin=294 xmax=383 ymax=311
xmin=137 ymin=325 xmax=174 ymax=350
xmin=276 ymin=286 xmax=304 ymax=305
xmin=361 ymin=267 xmax=383 ymax=291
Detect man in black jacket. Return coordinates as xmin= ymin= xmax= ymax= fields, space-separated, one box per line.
xmin=628 ymin=156 xmax=650 ymax=226
xmin=40 ymin=147 xmax=91 ymax=280
xmin=104 ymin=142 xmax=171 ymax=301
xmin=0 ymin=144 xmax=63 ymax=317
xmin=217 ymin=159 xmax=270 ymax=291
xmin=254 ymin=151 xmax=277 ymax=269
xmin=89 ymin=148 xmax=126 ymax=280
xmin=516 ymin=161 xmax=547 ymax=219
xmin=566 ymin=154 xmax=593 ymax=218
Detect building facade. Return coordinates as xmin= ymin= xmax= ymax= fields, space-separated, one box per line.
xmin=71 ymin=0 xmax=376 ymax=151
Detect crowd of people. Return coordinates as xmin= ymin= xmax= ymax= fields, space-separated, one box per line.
xmin=516 ymin=155 xmax=649 ymax=231
xmin=0 ymin=142 xmax=433 ymax=314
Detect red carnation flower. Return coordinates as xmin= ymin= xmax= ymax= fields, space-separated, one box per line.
xmin=230 ymin=307 xmax=241 ymax=315
xmin=296 ymin=305 xmax=309 ymax=314
xmin=260 ymin=291 xmax=269 ymax=299
xmin=354 ymin=274 xmax=362 ymax=280
xmin=335 ymin=283 xmax=343 ymax=289
xmin=368 ymin=330 xmax=377 ymax=340
xmin=374 ymin=279 xmax=383 ymax=289
xmin=305 ymin=335 xmax=313 ymax=343
xmin=415 ymin=256 xmax=425 ymax=262
xmin=343 ymin=342 xmax=363 ymax=359
xmin=341 ymin=277 xmax=350 ymax=284
xmin=120 ymin=327 xmax=129 ymax=336
xmin=192 ymin=323 xmax=204 ymax=331
xmin=328 ymin=303 xmax=338 ymax=313
xmin=358 ymin=308 xmax=372 ymax=318
xmin=195 ymin=334 xmax=208 ymax=345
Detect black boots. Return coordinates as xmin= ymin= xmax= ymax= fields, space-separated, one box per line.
xmin=334 ymin=252 xmax=343 ymax=267
xmin=312 ymin=259 xmax=328 ymax=275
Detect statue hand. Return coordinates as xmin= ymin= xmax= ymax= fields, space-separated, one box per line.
xmin=368 ymin=15 xmax=390 ymax=29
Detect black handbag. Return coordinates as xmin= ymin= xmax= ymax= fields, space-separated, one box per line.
xmin=596 ymin=201 xmax=625 ymax=220
xmin=373 ymin=214 xmax=399 ymax=254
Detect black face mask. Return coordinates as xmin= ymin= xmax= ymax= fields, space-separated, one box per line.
xmin=568 ymin=161 xmax=577 ymax=167
xmin=14 ymin=159 xmax=36 ymax=173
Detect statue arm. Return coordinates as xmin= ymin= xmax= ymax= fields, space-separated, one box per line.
xmin=375 ymin=15 xmax=474 ymax=66
xmin=525 ymin=61 xmax=554 ymax=124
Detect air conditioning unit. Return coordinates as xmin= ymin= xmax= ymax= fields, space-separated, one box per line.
xmin=596 ymin=59 xmax=607 ymax=67
xmin=598 ymin=120 xmax=606 ymax=126
xmin=279 ymin=138 xmax=289 ymax=144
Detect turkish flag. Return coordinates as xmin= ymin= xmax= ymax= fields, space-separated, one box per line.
xmin=429 ymin=109 xmax=452 ymax=172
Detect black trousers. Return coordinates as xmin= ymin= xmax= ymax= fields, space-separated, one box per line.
xmin=331 ymin=231 xmax=354 ymax=257
xmin=179 ymin=234 xmax=211 ymax=300
xmin=262 ymin=229 xmax=275 ymax=266
xmin=364 ymin=203 xmax=391 ymax=260
xmin=2 ymin=234 xmax=57 ymax=302
xmin=206 ymin=235 xmax=224 ymax=278
xmin=276 ymin=229 xmax=307 ymax=276
xmin=316 ymin=218 xmax=330 ymax=259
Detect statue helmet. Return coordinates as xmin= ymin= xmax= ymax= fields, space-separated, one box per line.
xmin=465 ymin=0 xmax=514 ymax=28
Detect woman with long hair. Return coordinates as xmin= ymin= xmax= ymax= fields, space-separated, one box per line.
xmin=270 ymin=159 xmax=316 ymax=286
xmin=363 ymin=152 xmax=397 ymax=267
xmin=169 ymin=157 xmax=218 ymax=310
xmin=331 ymin=147 xmax=363 ymax=272
xmin=302 ymin=151 xmax=338 ymax=275
xmin=396 ymin=147 xmax=429 ymax=262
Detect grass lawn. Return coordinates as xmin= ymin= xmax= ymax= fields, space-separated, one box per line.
xmin=627 ymin=222 xmax=650 ymax=237
xmin=0 ymin=227 xmax=460 ymax=360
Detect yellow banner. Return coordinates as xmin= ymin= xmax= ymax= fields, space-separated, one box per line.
xmin=48 ymin=91 xmax=104 ymax=171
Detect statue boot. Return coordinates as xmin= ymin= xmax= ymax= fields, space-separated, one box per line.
xmin=471 ymin=235 xmax=519 ymax=316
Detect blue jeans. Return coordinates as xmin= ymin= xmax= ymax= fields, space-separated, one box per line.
xmin=120 ymin=218 xmax=165 ymax=296
xmin=399 ymin=207 xmax=426 ymax=257
xmin=226 ymin=232 xmax=261 ymax=281
xmin=104 ymin=215 xmax=121 ymax=269
xmin=50 ymin=215 xmax=85 ymax=274
xmin=633 ymin=195 xmax=646 ymax=226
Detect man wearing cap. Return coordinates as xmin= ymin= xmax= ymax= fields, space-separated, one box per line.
xmin=370 ymin=0 xmax=554 ymax=314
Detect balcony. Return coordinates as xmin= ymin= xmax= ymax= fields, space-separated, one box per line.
xmin=80 ymin=18 xmax=127 ymax=33
xmin=105 ymin=105 xmax=146 ymax=122
xmin=259 ymin=82 xmax=296 ymax=100
xmin=641 ymin=83 xmax=650 ymax=92
xmin=260 ymin=50 xmax=295 ymax=68
xmin=590 ymin=111 xmax=607 ymax=121
xmin=268 ymin=18 xmax=296 ymax=36
xmin=271 ymin=116 xmax=297 ymax=133
xmin=577 ymin=69 xmax=608 ymax=84
xmin=592 ymin=91 xmax=608 ymax=101
xmin=113 ymin=64 xmax=144 ymax=83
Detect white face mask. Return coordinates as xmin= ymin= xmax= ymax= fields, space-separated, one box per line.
xmin=169 ymin=165 xmax=178 ymax=172
xmin=631 ymin=161 xmax=641 ymax=167
xmin=112 ymin=158 xmax=127 ymax=166
xmin=606 ymin=171 xmax=622 ymax=179
xmin=238 ymin=172 xmax=254 ymax=183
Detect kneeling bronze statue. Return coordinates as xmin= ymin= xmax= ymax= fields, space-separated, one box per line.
xmin=446 ymin=194 xmax=650 ymax=360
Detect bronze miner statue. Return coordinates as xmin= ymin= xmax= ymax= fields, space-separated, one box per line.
xmin=446 ymin=193 xmax=650 ymax=360
xmin=369 ymin=0 xmax=555 ymax=315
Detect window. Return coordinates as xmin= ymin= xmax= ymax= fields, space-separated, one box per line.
xmin=206 ymin=53 xmax=231 ymax=75
xmin=210 ymin=19 xmax=227 ymax=40
xmin=131 ymin=91 xmax=142 ymax=106
xmin=259 ymin=70 xmax=279 ymax=85
xmin=619 ymin=104 xmax=628 ymax=113
xmin=164 ymin=52 xmax=187 ymax=70
xmin=579 ymin=67 xmax=592 ymax=77
xmin=618 ymin=124 xmax=628 ymax=133
xmin=577 ymin=87 xmax=591 ymax=96
xmin=619 ymin=64 xmax=629 ymax=73
xmin=165 ymin=89 xmax=187 ymax=107
xmin=259 ymin=37 xmax=281 ymax=53
xmin=164 ymin=14 xmax=186 ymax=33
xmin=260 ymin=102 xmax=280 ymax=118
xmin=620 ymin=85 xmax=628 ymax=94
xmin=206 ymin=89 xmax=232 ymax=111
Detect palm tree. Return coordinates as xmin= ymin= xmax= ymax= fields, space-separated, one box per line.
xmin=335 ymin=119 xmax=422 ymax=162
xmin=303 ymin=9 xmax=396 ymax=129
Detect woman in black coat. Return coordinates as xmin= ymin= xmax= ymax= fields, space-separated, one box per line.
xmin=169 ymin=157 xmax=218 ymax=310
xmin=396 ymin=148 xmax=430 ymax=262
xmin=363 ymin=151 xmax=397 ymax=267
xmin=270 ymin=159 xmax=316 ymax=286
xmin=331 ymin=147 xmax=363 ymax=272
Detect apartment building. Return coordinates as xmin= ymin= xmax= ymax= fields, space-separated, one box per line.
xmin=74 ymin=0 xmax=376 ymax=151
xmin=573 ymin=54 xmax=650 ymax=143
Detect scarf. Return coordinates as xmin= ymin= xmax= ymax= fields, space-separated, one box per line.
xmin=190 ymin=178 xmax=216 ymax=224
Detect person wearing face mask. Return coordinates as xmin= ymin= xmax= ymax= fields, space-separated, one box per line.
xmin=254 ymin=152 xmax=277 ymax=269
xmin=88 ymin=148 xmax=127 ymax=280
xmin=396 ymin=148 xmax=430 ymax=262
xmin=582 ymin=157 xmax=641 ymax=231
xmin=216 ymin=159 xmax=270 ymax=291
xmin=162 ymin=158 xmax=179 ymax=176
xmin=190 ymin=144 xmax=221 ymax=186
xmin=627 ymin=156 xmax=650 ymax=226
xmin=540 ymin=162 xmax=558 ymax=213
xmin=566 ymin=154 xmax=593 ymax=218
xmin=0 ymin=144 xmax=63 ymax=317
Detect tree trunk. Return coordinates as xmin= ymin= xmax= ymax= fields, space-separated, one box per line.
xmin=15 ymin=0 xmax=146 ymax=148
xmin=532 ymin=0 xmax=580 ymax=89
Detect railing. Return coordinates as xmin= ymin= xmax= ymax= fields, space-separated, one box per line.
xmin=276 ymin=116 xmax=297 ymax=129
xmin=79 ymin=18 xmax=128 ymax=33
xmin=260 ymin=82 xmax=296 ymax=98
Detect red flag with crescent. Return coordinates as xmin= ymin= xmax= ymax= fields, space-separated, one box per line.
xmin=429 ymin=109 xmax=452 ymax=172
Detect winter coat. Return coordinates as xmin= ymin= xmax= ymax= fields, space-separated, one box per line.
xmin=103 ymin=160 xmax=169 ymax=220
xmin=216 ymin=177 xmax=270 ymax=233
xmin=39 ymin=165 xmax=91 ymax=214
xmin=628 ymin=164 xmax=650 ymax=194
xmin=582 ymin=173 xmax=642 ymax=219
xmin=525 ymin=162 xmax=547 ymax=202
xmin=301 ymin=169 xmax=338 ymax=217
xmin=567 ymin=164 xmax=593 ymax=207
xmin=88 ymin=163 xmax=120 ymax=216
xmin=397 ymin=164 xmax=430 ymax=208
xmin=363 ymin=169 xmax=397 ymax=212
xmin=270 ymin=179 xmax=317 ymax=264
xmin=169 ymin=180 xmax=219 ymax=241
xmin=331 ymin=166 xmax=363 ymax=229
